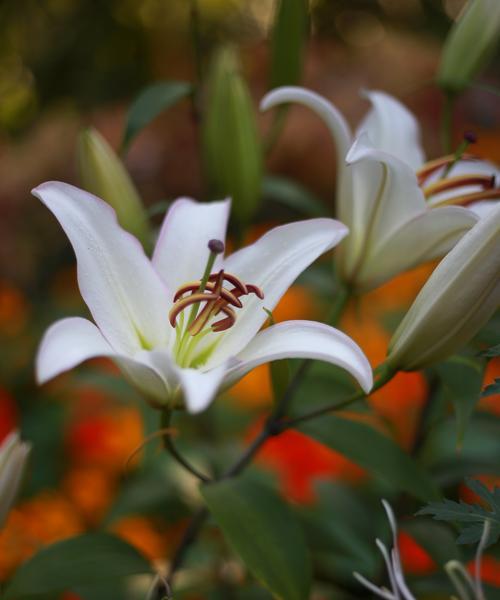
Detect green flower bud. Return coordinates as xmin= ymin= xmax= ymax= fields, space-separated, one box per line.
xmin=203 ymin=47 xmax=263 ymax=226
xmin=387 ymin=205 xmax=500 ymax=371
xmin=0 ymin=432 xmax=31 ymax=527
xmin=77 ymin=128 xmax=151 ymax=249
xmin=438 ymin=0 xmax=500 ymax=93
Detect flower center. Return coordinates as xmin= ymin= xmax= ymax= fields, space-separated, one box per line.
xmin=169 ymin=239 xmax=264 ymax=368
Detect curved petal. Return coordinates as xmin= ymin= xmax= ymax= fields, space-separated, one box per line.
xmin=207 ymin=218 xmax=349 ymax=364
xmin=260 ymin=87 xmax=353 ymax=225
xmin=33 ymin=182 xmax=170 ymax=354
xmin=224 ymin=320 xmax=373 ymax=394
xmin=36 ymin=317 xmax=116 ymax=384
xmin=176 ymin=363 xmax=229 ymax=414
xmin=356 ymin=206 xmax=478 ymax=291
xmin=152 ymin=197 xmax=231 ymax=294
xmin=344 ymin=136 xmax=426 ymax=280
xmin=356 ymin=90 xmax=425 ymax=170
xmin=36 ymin=317 xmax=171 ymax=405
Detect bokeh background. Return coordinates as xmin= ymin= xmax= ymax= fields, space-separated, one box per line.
xmin=1 ymin=0 xmax=499 ymax=598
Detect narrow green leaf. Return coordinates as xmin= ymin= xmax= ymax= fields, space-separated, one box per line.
xmin=262 ymin=175 xmax=327 ymax=218
xmin=4 ymin=533 xmax=152 ymax=599
xmin=436 ymin=355 xmax=486 ymax=446
xmin=201 ymin=477 xmax=312 ymax=600
xmin=297 ymin=415 xmax=440 ymax=502
xmin=270 ymin=0 xmax=309 ymax=89
xmin=122 ymin=81 xmax=192 ymax=151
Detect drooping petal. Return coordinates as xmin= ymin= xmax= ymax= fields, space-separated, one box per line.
xmin=36 ymin=317 xmax=116 ymax=384
xmin=37 ymin=317 xmax=171 ymax=404
xmin=356 ymin=90 xmax=425 ymax=170
xmin=355 ymin=206 xmax=478 ymax=291
xmin=260 ymin=87 xmax=353 ymax=226
xmin=223 ymin=320 xmax=373 ymax=393
xmin=152 ymin=197 xmax=231 ymax=294
xmin=207 ymin=219 xmax=349 ymax=364
xmin=175 ymin=363 xmax=230 ymax=414
xmin=33 ymin=182 xmax=170 ymax=355
xmin=342 ymin=135 xmax=426 ymax=281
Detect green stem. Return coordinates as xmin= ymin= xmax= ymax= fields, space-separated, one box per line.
xmin=441 ymin=91 xmax=455 ymax=154
xmin=161 ymin=410 xmax=212 ymax=482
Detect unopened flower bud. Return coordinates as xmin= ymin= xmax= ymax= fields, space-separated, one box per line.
xmin=387 ymin=203 xmax=500 ymax=371
xmin=77 ymin=128 xmax=151 ymax=249
xmin=0 ymin=431 xmax=31 ymax=527
xmin=438 ymin=0 xmax=500 ymax=93
xmin=203 ymin=47 xmax=263 ymax=226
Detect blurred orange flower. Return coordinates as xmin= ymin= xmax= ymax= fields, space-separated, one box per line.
xmin=110 ymin=516 xmax=167 ymax=562
xmin=0 ymin=281 xmax=29 ymax=337
xmin=62 ymin=466 xmax=116 ymax=525
xmin=398 ymin=531 xmax=435 ymax=575
xmin=0 ymin=492 xmax=83 ymax=581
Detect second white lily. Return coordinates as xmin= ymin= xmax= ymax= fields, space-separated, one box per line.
xmin=34 ymin=182 xmax=373 ymax=413
xmin=260 ymin=87 xmax=500 ymax=291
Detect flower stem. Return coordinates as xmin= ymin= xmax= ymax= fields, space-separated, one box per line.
xmin=161 ymin=410 xmax=212 ymax=483
xmin=263 ymin=104 xmax=288 ymax=157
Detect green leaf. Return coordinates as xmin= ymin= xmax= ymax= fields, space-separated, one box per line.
xmin=201 ymin=476 xmax=312 ymax=600
xmin=4 ymin=533 xmax=152 ymax=599
xmin=478 ymin=343 xmax=500 ymax=358
xmin=436 ymin=355 xmax=486 ymax=446
xmin=262 ymin=175 xmax=327 ymax=218
xmin=482 ymin=378 xmax=500 ymax=398
xmin=269 ymin=0 xmax=309 ymax=89
xmin=263 ymin=308 xmax=291 ymax=405
xmin=122 ymin=81 xmax=192 ymax=151
xmin=417 ymin=478 xmax=500 ymax=546
xmin=297 ymin=415 xmax=440 ymax=502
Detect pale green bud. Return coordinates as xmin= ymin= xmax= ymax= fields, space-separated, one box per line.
xmin=387 ymin=205 xmax=500 ymax=371
xmin=438 ymin=0 xmax=500 ymax=93
xmin=0 ymin=432 xmax=30 ymax=527
xmin=203 ymin=47 xmax=263 ymax=225
xmin=77 ymin=128 xmax=151 ymax=249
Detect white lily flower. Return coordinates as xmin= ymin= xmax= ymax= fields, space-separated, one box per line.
xmin=0 ymin=431 xmax=31 ymax=527
xmin=34 ymin=182 xmax=373 ymax=413
xmin=387 ymin=202 xmax=500 ymax=371
xmin=261 ymin=87 xmax=500 ymax=291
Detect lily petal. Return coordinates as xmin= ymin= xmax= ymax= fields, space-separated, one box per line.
xmin=260 ymin=87 xmax=352 ymax=173
xmin=224 ymin=320 xmax=373 ymax=393
xmin=356 ymin=90 xmax=425 ymax=170
xmin=343 ymin=136 xmax=426 ymax=281
xmin=36 ymin=317 xmax=116 ymax=384
xmin=152 ymin=197 xmax=231 ymax=294
xmin=37 ymin=317 xmax=171 ymax=404
xmin=176 ymin=363 xmax=230 ymax=414
xmin=33 ymin=182 xmax=170 ymax=354
xmin=208 ymin=219 xmax=348 ymax=364
xmin=356 ymin=206 xmax=478 ymax=291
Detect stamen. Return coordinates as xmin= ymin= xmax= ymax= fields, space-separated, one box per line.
xmin=169 ymin=292 xmax=218 ymax=328
xmin=423 ymin=174 xmax=495 ymax=199
xmin=417 ymin=153 xmax=476 ymax=185
xmin=208 ymin=272 xmax=248 ymax=295
xmin=212 ymin=306 xmax=237 ymax=332
xmin=433 ymin=186 xmax=500 ymax=208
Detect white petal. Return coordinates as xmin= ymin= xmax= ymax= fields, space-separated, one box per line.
xmin=343 ymin=135 xmax=426 ymax=280
xmin=469 ymin=200 xmax=500 ymax=219
xmin=208 ymin=219 xmax=349 ymax=364
xmin=36 ymin=317 xmax=116 ymax=384
xmin=260 ymin=87 xmax=352 ymax=172
xmin=152 ymin=197 xmax=231 ymax=294
xmin=356 ymin=206 xmax=478 ymax=291
xmin=260 ymin=87 xmax=353 ymax=226
xmin=36 ymin=317 xmax=170 ymax=404
xmin=224 ymin=320 xmax=373 ymax=394
xmin=33 ymin=182 xmax=170 ymax=354
xmin=356 ymin=90 xmax=425 ymax=170
xmin=176 ymin=363 xmax=229 ymax=414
